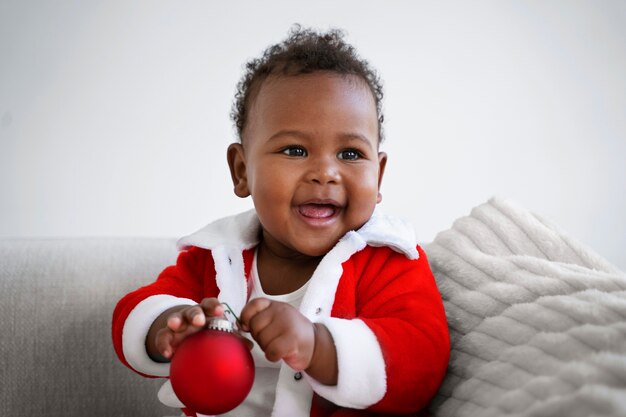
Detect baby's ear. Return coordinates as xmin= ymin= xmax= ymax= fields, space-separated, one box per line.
xmin=376 ymin=151 xmax=388 ymax=203
xmin=227 ymin=143 xmax=250 ymax=198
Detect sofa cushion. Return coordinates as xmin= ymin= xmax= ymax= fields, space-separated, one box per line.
xmin=0 ymin=238 xmax=179 ymax=416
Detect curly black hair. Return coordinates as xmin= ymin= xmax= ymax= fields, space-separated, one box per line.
xmin=231 ymin=25 xmax=385 ymax=142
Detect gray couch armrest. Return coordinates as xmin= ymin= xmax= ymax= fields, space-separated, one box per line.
xmin=0 ymin=238 xmax=180 ymax=416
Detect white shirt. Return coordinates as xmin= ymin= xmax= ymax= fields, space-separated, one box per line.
xmin=220 ymin=249 xmax=310 ymax=416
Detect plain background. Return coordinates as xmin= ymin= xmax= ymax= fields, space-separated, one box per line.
xmin=1 ymin=1 xmax=624 ymax=270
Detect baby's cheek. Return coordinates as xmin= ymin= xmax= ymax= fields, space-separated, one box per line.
xmin=348 ymin=173 xmax=380 ymax=200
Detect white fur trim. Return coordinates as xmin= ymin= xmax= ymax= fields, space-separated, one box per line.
xmin=122 ymin=294 xmax=196 ymax=376
xmin=300 ymin=231 xmax=366 ymax=319
xmin=176 ymin=207 xmax=417 ymax=261
xmin=157 ymin=379 xmax=185 ymax=408
xmin=212 ymin=245 xmax=248 ymax=318
xmin=358 ymin=207 xmax=419 ymax=259
xmin=177 ymin=209 xmax=259 ymax=251
xmin=305 ymin=317 xmax=386 ymax=409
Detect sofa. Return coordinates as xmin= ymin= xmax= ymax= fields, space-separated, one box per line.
xmin=1 ymin=198 xmax=624 ymax=416
xmin=0 ymin=237 xmax=180 ymax=416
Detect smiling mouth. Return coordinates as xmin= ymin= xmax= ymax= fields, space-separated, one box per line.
xmin=297 ymin=203 xmax=340 ymax=219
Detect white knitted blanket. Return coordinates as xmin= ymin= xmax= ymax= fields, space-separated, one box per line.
xmin=425 ymin=197 xmax=626 ymax=417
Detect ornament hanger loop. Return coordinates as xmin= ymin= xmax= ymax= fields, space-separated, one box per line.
xmin=221 ymin=302 xmax=242 ymax=327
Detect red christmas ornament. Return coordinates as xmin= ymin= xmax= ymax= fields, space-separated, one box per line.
xmin=169 ymin=317 xmax=255 ymax=415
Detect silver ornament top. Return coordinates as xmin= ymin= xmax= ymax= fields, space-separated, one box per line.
xmin=207 ymin=317 xmax=234 ymax=332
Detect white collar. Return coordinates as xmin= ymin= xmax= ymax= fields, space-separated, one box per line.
xmin=177 ymin=206 xmax=418 ymax=260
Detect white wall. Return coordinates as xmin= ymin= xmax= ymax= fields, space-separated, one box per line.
xmin=1 ymin=1 xmax=624 ymax=270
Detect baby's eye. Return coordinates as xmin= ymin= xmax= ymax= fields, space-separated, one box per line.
xmin=337 ymin=149 xmax=362 ymax=161
xmin=281 ymin=146 xmax=307 ymax=157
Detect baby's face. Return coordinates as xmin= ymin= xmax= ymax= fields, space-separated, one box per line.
xmin=228 ymin=71 xmax=386 ymax=258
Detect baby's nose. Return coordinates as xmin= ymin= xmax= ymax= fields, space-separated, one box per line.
xmin=306 ymin=157 xmax=340 ymax=184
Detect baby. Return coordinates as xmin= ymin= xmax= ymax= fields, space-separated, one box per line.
xmin=112 ymin=26 xmax=449 ymax=417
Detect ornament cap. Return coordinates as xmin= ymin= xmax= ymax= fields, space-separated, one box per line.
xmin=207 ymin=317 xmax=234 ymax=332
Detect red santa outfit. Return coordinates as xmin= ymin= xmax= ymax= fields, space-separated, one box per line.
xmin=112 ymin=208 xmax=449 ymax=417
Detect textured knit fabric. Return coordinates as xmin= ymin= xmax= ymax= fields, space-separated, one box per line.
xmin=426 ymin=197 xmax=626 ymax=417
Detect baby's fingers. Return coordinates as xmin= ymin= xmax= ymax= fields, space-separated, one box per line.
xmin=240 ymin=298 xmax=272 ymax=332
xmin=155 ymin=328 xmax=176 ymax=359
xmin=199 ymin=298 xmax=225 ymax=318
xmin=167 ymin=305 xmax=205 ymax=331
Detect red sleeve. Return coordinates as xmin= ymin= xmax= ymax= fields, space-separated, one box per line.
xmin=351 ymin=245 xmax=450 ymax=413
xmin=111 ymin=246 xmax=219 ymax=376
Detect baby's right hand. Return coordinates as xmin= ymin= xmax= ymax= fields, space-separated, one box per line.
xmin=153 ymin=298 xmax=225 ymax=360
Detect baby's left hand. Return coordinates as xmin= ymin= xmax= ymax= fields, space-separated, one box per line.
xmin=239 ymin=298 xmax=315 ymax=371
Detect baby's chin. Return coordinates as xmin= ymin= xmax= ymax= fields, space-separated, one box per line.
xmin=291 ymin=239 xmax=341 ymax=258
xmin=291 ymin=222 xmax=371 ymax=258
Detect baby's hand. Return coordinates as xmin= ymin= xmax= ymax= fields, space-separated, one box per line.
xmin=154 ymin=298 xmax=225 ymax=360
xmin=240 ymin=298 xmax=315 ymax=371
